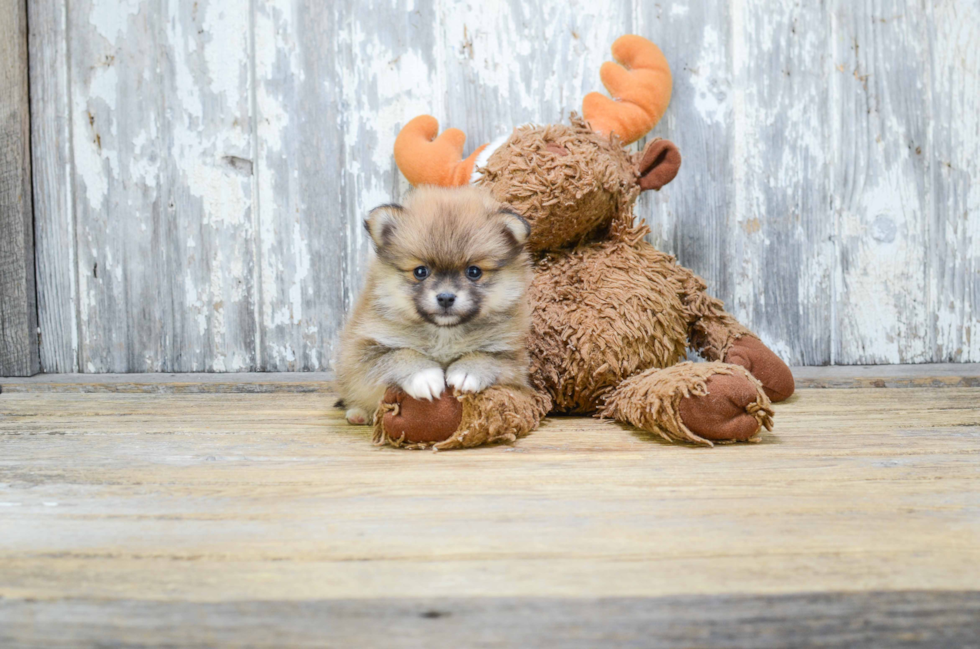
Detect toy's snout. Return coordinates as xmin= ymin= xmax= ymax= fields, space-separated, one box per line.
xmin=637 ymin=139 xmax=681 ymax=191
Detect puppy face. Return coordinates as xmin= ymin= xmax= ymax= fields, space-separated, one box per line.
xmin=365 ymin=186 xmax=530 ymax=327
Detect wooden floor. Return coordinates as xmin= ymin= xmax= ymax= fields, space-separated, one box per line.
xmin=1 ymin=366 xmax=979 ymax=648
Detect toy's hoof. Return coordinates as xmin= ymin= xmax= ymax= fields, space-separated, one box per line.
xmin=725 ymin=336 xmax=795 ymax=402
xmin=678 ymin=373 xmax=765 ymax=442
xmin=379 ymin=386 xmax=462 ymax=444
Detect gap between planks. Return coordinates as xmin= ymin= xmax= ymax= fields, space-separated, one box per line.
xmin=1 ymin=363 xmax=979 ymax=393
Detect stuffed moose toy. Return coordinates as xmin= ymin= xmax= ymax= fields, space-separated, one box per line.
xmin=372 ymin=35 xmax=795 ymax=449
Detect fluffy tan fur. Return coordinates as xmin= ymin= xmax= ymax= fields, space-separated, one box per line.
xmin=336 ymin=186 xmax=532 ymax=421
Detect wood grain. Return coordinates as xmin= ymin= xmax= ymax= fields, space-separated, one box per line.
xmin=66 ymin=0 xmax=257 ymax=372
xmin=253 ymin=1 xmax=345 ymax=371
xmin=2 ymin=592 xmax=979 ymax=648
xmin=833 ymin=0 xmax=933 ymax=364
xmin=0 ymin=386 xmax=978 ymax=601
xmin=26 ymin=0 xmax=980 ymax=371
xmin=930 ymin=0 xmax=980 ymax=363
xmin=28 ymin=0 xmax=77 ymax=374
xmin=0 ymin=381 xmax=978 ymax=644
xmin=731 ymin=0 xmax=834 ymax=366
xmin=0 ymin=0 xmax=39 ymax=377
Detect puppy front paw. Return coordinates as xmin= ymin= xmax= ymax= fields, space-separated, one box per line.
xmin=401 ymin=368 xmax=446 ymax=401
xmin=446 ymin=365 xmax=494 ymax=394
xmin=345 ymin=407 xmax=371 ymax=425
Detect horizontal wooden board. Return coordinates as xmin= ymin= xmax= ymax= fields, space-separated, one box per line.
xmin=2 ymin=591 xmax=979 ymax=648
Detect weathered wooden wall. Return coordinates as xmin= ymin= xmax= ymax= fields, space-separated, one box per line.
xmin=0 ymin=0 xmax=39 ymax=377
xmin=25 ymin=0 xmax=980 ymax=373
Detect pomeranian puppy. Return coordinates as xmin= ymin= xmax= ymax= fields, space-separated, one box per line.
xmin=336 ymin=185 xmax=532 ymax=425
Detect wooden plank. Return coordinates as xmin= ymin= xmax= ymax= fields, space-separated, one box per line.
xmin=68 ymin=0 xmax=257 ymax=372
xmin=0 ymin=387 xmax=978 ymax=604
xmin=638 ymin=1 xmax=736 ymax=337
xmin=28 ymin=0 xmax=78 ymax=373
xmin=929 ymin=1 xmax=980 ymax=362
xmin=792 ymin=362 xmax=980 ymax=389
xmin=0 ymin=0 xmax=39 ymax=377
xmin=252 ymin=0 xmax=344 ymax=371
xmin=730 ymin=0 xmax=834 ymax=366
xmin=832 ymin=0 xmax=934 ymax=364
xmin=3 ymin=363 xmax=980 ymax=393
xmin=2 ymin=591 xmax=979 ymax=648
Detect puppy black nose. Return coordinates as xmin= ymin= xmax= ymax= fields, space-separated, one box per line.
xmin=436 ymin=293 xmax=456 ymax=308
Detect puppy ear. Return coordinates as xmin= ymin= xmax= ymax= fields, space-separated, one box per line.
xmin=364 ymin=203 xmax=404 ymax=249
xmin=497 ymin=208 xmax=531 ymax=247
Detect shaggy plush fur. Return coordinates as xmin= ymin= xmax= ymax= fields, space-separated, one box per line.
xmin=374 ymin=386 xmax=550 ymax=450
xmin=478 ymin=118 xmax=639 ymax=251
xmin=378 ymin=35 xmax=795 ymax=449
xmin=377 ymin=114 xmax=793 ymax=448
xmin=600 ymin=362 xmax=774 ymax=447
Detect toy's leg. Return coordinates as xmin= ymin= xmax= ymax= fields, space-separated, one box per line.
xmin=373 ymin=385 xmax=551 ymax=450
xmin=682 ymin=277 xmax=795 ymax=402
xmin=600 ymin=361 xmax=774 ymax=447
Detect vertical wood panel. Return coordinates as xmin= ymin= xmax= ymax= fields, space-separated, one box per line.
xmin=929 ymin=0 xmax=980 ymax=362
xmin=636 ymin=0 xmax=735 ymax=340
xmin=831 ymin=0 xmax=933 ymax=364
xmin=0 ymin=0 xmax=39 ymax=377
xmin=253 ymin=0 xmax=343 ymax=371
xmin=730 ymin=0 xmax=834 ymax=365
xmin=70 ymin=0 xmax=256 ymax=372
xmin=29 ymin=0 xmax=78 ymax=373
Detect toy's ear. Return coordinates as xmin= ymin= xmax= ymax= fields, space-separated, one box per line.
xmin=364 ymin=203 xmax=404 ymax=249
xmin=497 ymin=208 xmax=531 ymax=247
xmin=638 ymin=139 xmax=681 ymax=191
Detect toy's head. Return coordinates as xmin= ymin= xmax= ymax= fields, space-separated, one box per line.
xmin=394 ymin=35 xmax=681 ymax=253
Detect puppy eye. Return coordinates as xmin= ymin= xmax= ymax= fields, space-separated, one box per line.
xmin=413 ymin=266 xmax=429 ymax=280
xmin=466 ymin=266 xmax=483 ymax=280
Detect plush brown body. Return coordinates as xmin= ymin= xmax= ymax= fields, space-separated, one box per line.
xmin=476 ymin=118 xmax=792 ymax=445
xmin=377 ymin=118 xmax=794 ymax=448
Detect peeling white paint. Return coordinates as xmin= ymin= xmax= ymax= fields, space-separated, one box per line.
xmin=88 ymin=0 xmax=142 ymax=43
xmin=31 ymin=0 xmax=980 ymax=371
xmin=690 ymin=25 xmax=729 ymax=126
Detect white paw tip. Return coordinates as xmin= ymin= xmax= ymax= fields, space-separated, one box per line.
xmin=345 ymin=408 xmax=369 ymax=425
xmin=447 ymin=370 xmax=490 ymax=394
xmin=403 ymin=368 xmax=446 ymax=401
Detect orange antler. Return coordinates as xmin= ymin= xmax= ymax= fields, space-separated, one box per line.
xmin=582 ymin=35 xmax=672 ymax=145
xmin=393 ymin=115 xmax=488 ymax=187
